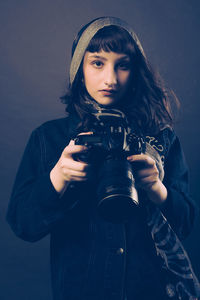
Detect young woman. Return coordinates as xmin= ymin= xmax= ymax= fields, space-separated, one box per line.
xmin=7 ymin=17 xmax=200 ymax=300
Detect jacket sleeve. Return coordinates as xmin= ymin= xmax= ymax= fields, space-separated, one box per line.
xmin=6 ymin=129 xmax=79 ymax=242
xmin=160 ymin=132 xmax=199 ymax=240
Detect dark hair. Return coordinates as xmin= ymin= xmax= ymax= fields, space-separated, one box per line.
xmin=61 ymin=24 xmax=179 ymax=135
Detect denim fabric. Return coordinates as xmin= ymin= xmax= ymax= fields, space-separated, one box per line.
xmin=6 ymin=116 xmax=198 ymax=300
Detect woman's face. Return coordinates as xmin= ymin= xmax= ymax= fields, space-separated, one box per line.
xmin=82 ymin=50 xmax=132 ymax=106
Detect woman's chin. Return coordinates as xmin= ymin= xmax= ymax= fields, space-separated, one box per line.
xmin=93 ymin=97 xmax=120 ymax=107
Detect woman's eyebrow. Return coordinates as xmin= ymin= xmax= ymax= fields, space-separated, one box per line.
xmin=87 ymin=54 xmax=130 ymax=61
xmin=87 ymin=55 xmax=107 ymax=60
xmin=117 ymin=56 xmax=130 ymax=61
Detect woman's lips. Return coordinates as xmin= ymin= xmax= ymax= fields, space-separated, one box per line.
xmin=99 ymin=89 xmax=117 ymax=96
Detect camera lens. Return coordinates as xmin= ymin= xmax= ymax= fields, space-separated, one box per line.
xmin=97 ymin=159 xmax=139 ymax=223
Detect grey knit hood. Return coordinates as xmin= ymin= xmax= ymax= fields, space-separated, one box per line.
xmin=69 ymin=16 xmax=145 ymax=86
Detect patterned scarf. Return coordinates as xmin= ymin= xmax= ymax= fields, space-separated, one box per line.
xmin=145 ymin=142 xmax=200 ymax=299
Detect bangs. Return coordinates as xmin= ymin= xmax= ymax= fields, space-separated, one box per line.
xmin=86 ymin=25 xmax=136 ymax=55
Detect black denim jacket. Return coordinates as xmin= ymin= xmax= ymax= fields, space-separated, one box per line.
xmin=6 ymin=116 xmax=198 ymax=300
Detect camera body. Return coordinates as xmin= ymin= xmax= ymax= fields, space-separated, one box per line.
xmin=74 ymin=109 xmax=146 ymax=222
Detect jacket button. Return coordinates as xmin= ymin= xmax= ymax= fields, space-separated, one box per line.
xmin=117 ymin=248 xmax=124 ymax=255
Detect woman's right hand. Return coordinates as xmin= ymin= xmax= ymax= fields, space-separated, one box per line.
xmin=50 ymin=139 xmax=91 ymax=194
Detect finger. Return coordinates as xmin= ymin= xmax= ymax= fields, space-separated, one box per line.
xmin=77 ymin=131 xmax=94 ymax=136
xmin=65 ymin=173 xmax=88 ymax=182
xmin=70 ymin=177 xmax=88 ymax=182
xmin=136 ymin=175 xmax=158 ymax=189
xmin=61 ymin=158 xmax=90 ymax=172
xmin=134 ymin=168 xmax=159 ymax=179
xmin=63 ymin=143 xmax=88 ymax=157
xmin=64 ymin=168 xmax=89 ymax=179
xmin=127 ymin=154 xmax=155 ymax=167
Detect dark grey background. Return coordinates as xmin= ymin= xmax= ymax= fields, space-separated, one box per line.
xmin=0 ymin=0 xmax=200 ymax=299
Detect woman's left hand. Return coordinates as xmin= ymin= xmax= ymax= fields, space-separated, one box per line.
xmin=127 ymin=154 xmax=168 ymax=205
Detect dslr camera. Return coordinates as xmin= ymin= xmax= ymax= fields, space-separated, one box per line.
xmin=74 ymin=109 xmax=146 ymax=223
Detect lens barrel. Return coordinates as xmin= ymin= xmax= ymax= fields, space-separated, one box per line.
xmin=97 ymin=159 xmax=139 ymax=222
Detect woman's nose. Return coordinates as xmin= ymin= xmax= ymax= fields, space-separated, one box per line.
xmin=104 ymin=66 xmax=117 ymax=86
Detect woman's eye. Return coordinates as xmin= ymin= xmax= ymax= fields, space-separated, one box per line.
xmin=118 ymin=62 xmax=131 ymax=70
xmin=91 ymin=60 xmax=103 ymax=68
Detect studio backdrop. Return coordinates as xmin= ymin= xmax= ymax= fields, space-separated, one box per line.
xmin=0 ymin=1 xmax=199 ymax=299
